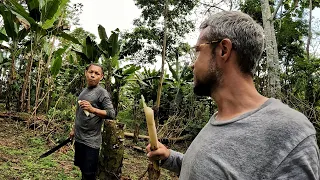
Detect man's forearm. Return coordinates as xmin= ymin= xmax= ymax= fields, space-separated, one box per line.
xmin=92 ymin=108 xmax=115 ymax=119
xmin=93 ymin=108 xmax=107 ymax=118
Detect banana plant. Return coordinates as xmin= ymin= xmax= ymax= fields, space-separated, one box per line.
xmin=111 ymin=64 xmax=140 ymax=115
xmin=97 ymin=25 xmax=121 ymax=93
xmin=167 ymin=61 xmax=193 ymax=106
xmin=1 ymin=0 xmax=81 ymax=112
xmin=134 ymin=67 xmax=174 ymax=105
xmin=73 ymin=36 xmax=101 ymax=65
xmin=0 ymin=3 xmax=30 ymax=110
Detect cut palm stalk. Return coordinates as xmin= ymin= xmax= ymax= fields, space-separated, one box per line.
xmin=141 ymin=95 xmax=159 ymax=170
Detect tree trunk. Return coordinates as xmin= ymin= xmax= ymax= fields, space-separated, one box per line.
xmin=45 ymin=77 xmax=52 ymax=113
xmin=6 ymin=48 xmax=16 ymax=111
xmin=260 ymin=0 xmax=281 ymax=98
xmin=305 ymin=0 xmax=315 ymax=122
xmin=155 ymin=0 xmax=168 ymax=128
xmin=148 ymin=1 xmax=168 ymax=180
xmin=133 ymin=98 xmax=140 ymax=144
xmin=98 ymin=120 xmax=125 ymax=180
xmin=20 ymin=56 xmax=33 ymax=112
xmin=306 ymin=0 xmax=312 ymax=61
xmin=34 ymin=59 xmax=43 ymax=114
xmin=27 ymin=75 xmax=31 ymax=113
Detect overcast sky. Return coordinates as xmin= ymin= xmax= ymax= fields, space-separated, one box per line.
xmin=70 ymin=0 xmax=320 ymax=42
xmin=69 ymin=0 xmax=320 ymax=61
xmin=70 ymin=0 xmax=201 ymax=45
xmin=70 ymin=0 xmax=141 ymax=39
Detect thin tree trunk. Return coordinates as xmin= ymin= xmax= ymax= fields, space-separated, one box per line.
xmin=6 ymin=47 xmax=16 ymax=111
xmin=44 ymin=15 xmax=63 ymax=113
xmin=148 ymin=2 xmax=169 ymax=180
xmin=305 ymin=0 xmax=315 ymax=122
xmin=20 ymin=56 xmax=33 ymax=111
xmin=45 ymin=77 xmax=51 ymax=112
xmin=34 ymin=58 xmax=42 ymax=115
xmin=306 ymin=0 xmax=312 ymax=60
xmin=27 ymin=74 xmax=31 ymax=113
xmin=154 ymin=0 xmax=168 ymax=128
xmin=133 ymin=97 xmax=140 ymax=144
xmin=260 ymin=0 xmax=281 ymax=98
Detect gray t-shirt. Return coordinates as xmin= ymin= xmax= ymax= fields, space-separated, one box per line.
xmin=74 ymin=85 xmax=115 ymax=149
xmin=162 ymin=98 xmax=320 ymax=179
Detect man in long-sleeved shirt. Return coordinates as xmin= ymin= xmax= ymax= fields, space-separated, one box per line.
xmin=146 ymin=11 xmax=319 ymax=180
xmin=70 ymin=63 xmax=115 ymax=180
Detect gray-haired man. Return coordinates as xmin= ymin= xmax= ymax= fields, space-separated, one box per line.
xmin=146 ymin=11 xmax=320 ymax=179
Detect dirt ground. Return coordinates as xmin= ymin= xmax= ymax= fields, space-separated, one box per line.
xmin=0 ymin=117 xmax=180 ymax=180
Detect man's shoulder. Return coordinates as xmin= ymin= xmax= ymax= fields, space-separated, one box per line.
xmin=262 ymin=98 xmax=316 ymax=136
xmin=92 ymin=86 xmax=111 ymax=98
xmin=96 ymin=85 xmax=109 ymax=94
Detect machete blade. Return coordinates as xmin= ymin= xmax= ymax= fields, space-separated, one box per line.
xmin=38 ymin=138 xmax=72 ymax=160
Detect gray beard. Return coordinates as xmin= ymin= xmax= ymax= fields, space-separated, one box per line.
xmin=193 ymin=65 xmax=222 ymax=97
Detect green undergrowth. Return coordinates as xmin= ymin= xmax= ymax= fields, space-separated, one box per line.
xmin=0 ymin=117 xmax=181 ymax=180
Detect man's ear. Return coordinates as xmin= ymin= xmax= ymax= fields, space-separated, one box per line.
xmin=220 ymin=38 xmax=233 ymax=62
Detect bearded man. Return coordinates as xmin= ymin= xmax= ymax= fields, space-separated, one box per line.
xmin=146 ymin=11 xmax=320 ymax=180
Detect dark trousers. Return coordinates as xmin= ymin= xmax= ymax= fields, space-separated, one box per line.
xmin=74 ymin=141 xmax=99 ymax=180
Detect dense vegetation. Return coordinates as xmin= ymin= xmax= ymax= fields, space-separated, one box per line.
xmin=0 ymin=0 xmax=319 ymax=179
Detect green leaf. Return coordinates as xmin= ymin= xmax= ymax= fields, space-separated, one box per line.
xmin=83 ymin=36 xmax=94 ymax=60
xmin=123 ymin=65 xmax=140 ymax=75
xmin=42 ymin=0 xmax=68 ymax=29
xmin=26 ymin=0 xmax=41 ymax=21
xmin=58 ymin=32 xmax=81 ymax=45
xmin=0 ymin=32 xmax=9 ymax=42
xmin=98 ymin=25 xmax=108 ymax=40
xmin=68 ymin=54 xmax=74 ymax=64
xmin=17 ymin=28 xmax=30 ymax=42
xmin=51 ymin=55 xmax=62 ymax=77
xmin=0 ymin=52 xmax=3 ymax=64
xmin=41 ymin=0 xmax=60 ymax=22
xmin=7 ymin=0 xmax=36 ymax=25
xmin=26 ymin=0 xmax=40 ymax=11
xmin=168 ymin=62 xmax=178 ymax=81
xmin=98 ymin=39 xmax=110 ymax=57
xmin=82 ymin=36 xmax=100 ymax=62
xmin=51 ymin=46 xmax=67 ymax=77
xmin=73 ymin=50 xmax=90 ymax=65
xmin=111 ymin=55 xmax=119 ymax=68
xmin=0 ymin=7 xmax=17 ymax=40
xmin=108 ymin=29 xmax=120 ymax=57
xmin=55 ymin=46 xmax=68 ymax=56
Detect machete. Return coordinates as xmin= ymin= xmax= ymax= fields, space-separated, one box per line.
xmin=38 ymin=137 xmax=72 ymax=160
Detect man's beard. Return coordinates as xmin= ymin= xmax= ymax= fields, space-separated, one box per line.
xmin=193 ymin=64 xmax=223 ymax=97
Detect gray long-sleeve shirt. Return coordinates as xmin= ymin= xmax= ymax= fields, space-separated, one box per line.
xmin=162 ymin=98 xmax=320 ymax=179
xmin=74 ymin=85 xmax=115 ymax=149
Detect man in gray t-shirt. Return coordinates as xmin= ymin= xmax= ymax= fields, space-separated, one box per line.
xmin=146 ymin=11 xmax=320 ymax=179
xmin=70 ymin=63 xmax=115 ymax=180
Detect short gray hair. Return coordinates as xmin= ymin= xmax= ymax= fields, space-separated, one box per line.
xmin=200 ymin=11 xmax=264 ymax=76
